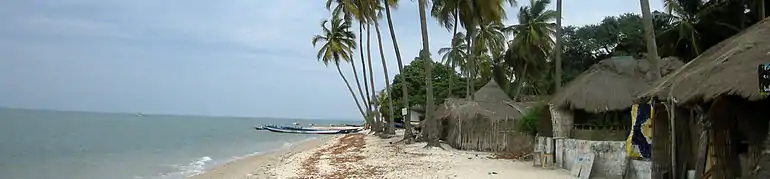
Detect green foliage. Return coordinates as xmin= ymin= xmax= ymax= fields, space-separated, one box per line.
xmin=517 ymin=103 xmax=546 ymax=136
xmin=379 ymin=54 xmax=469 ymax=120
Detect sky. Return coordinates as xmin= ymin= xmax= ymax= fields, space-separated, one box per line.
xmin=0 ymin=0 xmax=664 ymax=120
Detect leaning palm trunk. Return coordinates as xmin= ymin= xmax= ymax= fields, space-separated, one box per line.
xmin=366 ymin=24 xmax=381 ymax=133
xmin=464 ymin=0 xmax=478 ymax=100
xmin=383 ymin=0 xmax=414 ymax=142
xmin=465 ymin=33 xmax=475 ymax=99
xmin=639 ymin=0 xmax=661 ymax=81
xmin=418 ymin=0 xmax=440 ymax=148
xmin=512 ymin=63 xmax=528 ymax=101
xmin=348 ymin=60 xmax=371 ymax=125
xmin=358 ymin=22 xmax=375 ymax=131
xmin=554 ymin=0 xmax=563 ymax=91
xmin=335 ymin=63 xmax=367 ymax=119
xmin=448 ymin=11 xmax=459 ymax=97
xmin=374 ymin=20 xmax=396 ymax=135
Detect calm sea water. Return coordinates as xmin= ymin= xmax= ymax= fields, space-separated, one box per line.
xmin=0 ymin=108 xmax=358 ymax=179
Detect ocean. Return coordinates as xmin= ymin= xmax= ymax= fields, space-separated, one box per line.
xmin=0 ymin=108 xmax=358 ymax=179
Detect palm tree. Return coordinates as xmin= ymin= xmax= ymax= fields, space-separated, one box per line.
xmin=417 ymin=0 xmax=441 ymax=148
xmin=641 ymin=0 xmax=661 ymax=80
xmin=433 ymin=0 xmax=516 ymax=99
xmin=311 ymin=12 xmax=366 ymax=120
xmin=382 ymin=0 xmax=416 ymax=142
xmin=370 ymin=2 xmax=397 ymax=135
xmin=359 ymin=0 xmax=384 ymax=134
xmin=463 ymin=0 xmax=517 ymax=99
xmin=504 ymin=0 xmax=557 ymax=100
xmin=554 ymin=0 xmax=563 ymax=91
xmin=327 ymin=0 xmax=374 ymax=130
xmin=474 ymin=22 xmax=507 ymax=58
xmin=438 ymin=32 xmax=469 ymax=96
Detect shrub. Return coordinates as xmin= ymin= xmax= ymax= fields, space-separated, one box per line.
xmin=517 ymin=103 xmax=546 ymax=136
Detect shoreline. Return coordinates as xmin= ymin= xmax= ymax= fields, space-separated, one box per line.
xmin=189 ymin=135 xmax=336 ymax=179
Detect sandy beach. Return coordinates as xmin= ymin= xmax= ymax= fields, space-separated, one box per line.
xmin=191 ymin=131 xmax=571 ymax=179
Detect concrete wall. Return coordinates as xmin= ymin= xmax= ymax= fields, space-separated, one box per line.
xmin=626 ymin=160 xmax=651 ymax=179
xmin=555 ymin=139 xmax=628 ymax=178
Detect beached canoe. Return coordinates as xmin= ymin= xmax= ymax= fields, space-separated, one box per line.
xmin=261 ymin=125 xmax=360 ymax=134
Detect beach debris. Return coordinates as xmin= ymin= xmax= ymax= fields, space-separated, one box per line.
xmin=490 ymin=151 xmax=533 ymax=161
xmin=489 ymin=171 xmax=498 ymax=175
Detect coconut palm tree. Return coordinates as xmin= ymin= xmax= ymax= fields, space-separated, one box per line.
xmin=382 ymin=0 xmax=416 ymax=142
xmin=433 ymin=0 xmax=516 ymax=99
xmin=359 ymin=0 xmax=383 ymax=133
xmin=326 ymin=0 xmax=375 ymax=130
xmin=368 ymin=2 xmax=397 ymax=135
xmin=417 ymin=0 xmax=441 ymax=148
xmin=311 ymin=12 xmax=366 ymax=120
xmin=438 ymin=32 xmax=469 ymax=96
xmin=503 ymin=0 xmax=557 ymax=100
xmin=641 ymin=0 xmax=661 ymax=80
xmin=554 ymin=0 xmax=563 ymax=91
xmin=474 ymin=22 xmax=507 ymax=58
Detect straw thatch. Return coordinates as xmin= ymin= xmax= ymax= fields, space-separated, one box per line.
xmin=474 ymin=79 xmax=514 ymax=103
xmin=550 ymin=56 xmax=684 ymax=113
xmin=643 ymin=18 xmax=770 ymax=104
xmin=436 ymin=80 xmax=533 ymax=152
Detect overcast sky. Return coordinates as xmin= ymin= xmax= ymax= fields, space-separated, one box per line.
xmin=0 ymin=0 xmax=664 ymax=120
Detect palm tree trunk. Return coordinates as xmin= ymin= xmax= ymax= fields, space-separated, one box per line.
xmin=512 ymin=63 xmax=528 ymax=101
xmin=359 ymin=22 xmax=375 ymax=131
xmin=418 ymin=0 xmax=440 ymax=148
xmin=465 ymin=30 xmax=476 ymax=99
xmin=554 ymin=0 xmax=563 ymax=92
xmin=349 ymin=60 xmax=371 ymax=126
xmin=448 ymin=11 xmax=459 ymax=98
xmin=374 ymin=20 xmax=396 ymax=135
xmin=335 ymin=63 xmax=367 ymax=119
xmin=366 ymin=23 xmax=381 ymax=133
xmin=383 ymin=0 xmax=414 ymax=142
xmin=640 ymin=0 xmax=661 ymax=81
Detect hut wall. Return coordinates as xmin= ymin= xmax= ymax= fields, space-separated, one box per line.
xmin=444 ymin=115 xmax=533 ymax=152
xmin=556 ymin=139 xmax=628 ymax=178
xmin=549 ymin=104 xmax=574 ymax=138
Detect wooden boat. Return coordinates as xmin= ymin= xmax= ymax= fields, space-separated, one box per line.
xmin=261 ymin=125 xmax=360 ymax=134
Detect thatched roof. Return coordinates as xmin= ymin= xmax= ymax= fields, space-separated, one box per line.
xmin=550 ymin=56 xmax=684 ymax=113
xmin=643 ymin=18 xmax=770 ymax=104
xmin=436 ymin=98 xmax=524 ymax=121
xmin=474 ymin=80 xmax=513 ymax=103
xmin=436 ymin=80 xmax=524 ymax=120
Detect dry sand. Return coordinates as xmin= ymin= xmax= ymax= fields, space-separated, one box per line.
xmin=191 ymin=130 xmax=571 ymax=179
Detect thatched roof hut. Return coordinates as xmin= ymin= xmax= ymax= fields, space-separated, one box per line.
xmin=437 ymin=80 xmax=533 ymax=152
xmin=638 ymin=18 xmax=770 ymax=179
xmin=642 ymin=18 xmax=770 ymax=104
xmin=551 ymin=56 xmax=684 ymax=113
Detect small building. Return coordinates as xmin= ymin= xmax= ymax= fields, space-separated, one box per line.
xmin=435 ymin=80 xmax=535 ymax=152
xmin=641 ymin=17 xmax=770 ymax=179
xmin=549 ymin=56 xmax=684 ymax=140
xmin=545 ymin=56 xmax=683 ymax=178
xmin=400 ymin=105 xmax=424 ymax=129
